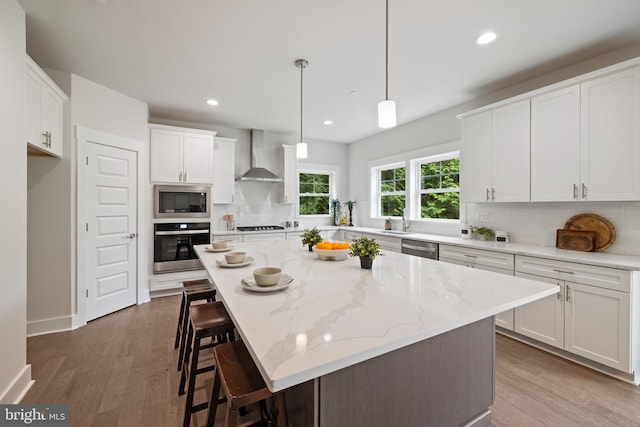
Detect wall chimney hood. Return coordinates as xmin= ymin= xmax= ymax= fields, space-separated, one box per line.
xmin=237 ymin=129 xmax=284 ymax=182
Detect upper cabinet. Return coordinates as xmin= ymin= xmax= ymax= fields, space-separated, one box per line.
xmin=462 ymin=59 xmax=640 ymax=203
xmin=532 ymin=66 xmax=640 ymax=202
xmin=580 ymin=67 xmax=640 ymax=201
xmin=461 ymin=99 xmax=530 ymax=203
xmin=150 ymin=125 xmax=216 ymax=184
xmin=26 ymin=55 xmax=67 ymax=158
xmin=212 ymin=137 xmax=237 ymax=204
xmin=283 ymin=144 xmax=297 ymax=204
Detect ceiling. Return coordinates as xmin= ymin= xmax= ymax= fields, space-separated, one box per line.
xmin=17 ymin=0 xmax=640 ymax=143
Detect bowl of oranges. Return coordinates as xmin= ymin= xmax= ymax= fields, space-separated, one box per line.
xmin=313 ymin=241 xmax=351 ymax=261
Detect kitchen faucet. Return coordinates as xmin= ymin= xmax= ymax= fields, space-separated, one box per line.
xmin=402 ymin=213 xmax=410 ymax=232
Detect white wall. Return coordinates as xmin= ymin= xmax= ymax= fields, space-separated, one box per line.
xmin=27 ymin=72 xmax=148 ymax=335
xmin=0 ymin=0 xmax=32 ymax=403
xmin=151 ymin=119 xmax=349 ymax=230
xmin=348 ymin=43 xmax=640 ymax=255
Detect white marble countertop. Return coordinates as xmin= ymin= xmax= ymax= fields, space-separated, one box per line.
xmin=213 ymin=226 xmax=640 ymax=270
xmin=195 ymin=239 xmax=557 ymax=392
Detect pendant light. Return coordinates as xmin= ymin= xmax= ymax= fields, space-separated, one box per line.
xmin=295 ymin=58 xmax=309 ymax=159
xmin=378 ymin=0 xmax=396 ymax=128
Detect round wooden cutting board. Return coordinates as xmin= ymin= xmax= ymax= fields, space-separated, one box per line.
xmin=564 ymin=213 xmax=616 ymax=251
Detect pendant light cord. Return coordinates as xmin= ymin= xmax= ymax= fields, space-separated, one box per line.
xmin=385 ymin=0 xmax=389 ymax=101
xmin=300 ymin=60 xmax=304 ymax=143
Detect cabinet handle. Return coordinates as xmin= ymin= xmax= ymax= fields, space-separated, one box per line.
xmin=566 ymin=284 xmax=570 ymax=302
xmin=552 ymin=268 xmax=575 ymax=275
xmin=582 ymin=183 xmax=587 ymax=199
xmin=573 ymin=184 xmax=578 ymax=200
xmin=183 ymin=171 xmax=187 ymax=182
xmin=42 ymin=131 xmax=51 ymax=148
xmin=486 ymin=188 xmax=490 ymax=201
xmin=284 ymin=195 xmax=287 ymax=203
xmin=557 ymin=283 xmax=562 ymax=300
xmin=491 ymin=188 xmax=495 ymax=201
xmin=464 ymin=254 xmax=477 ymax=258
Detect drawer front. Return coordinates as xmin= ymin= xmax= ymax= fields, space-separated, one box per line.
xmin=363 ymin=233 xmax=401 ymax=253
xmin=439 ymin=244 xmax=514 ymax=271
xmin=214 ymin=233 xmax=243 ymax=243
xmin=515 ymin=255 xmax=630 ymax=292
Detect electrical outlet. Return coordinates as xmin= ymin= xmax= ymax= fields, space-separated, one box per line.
xmin=476 ymin=212 xmax=490 ymax=222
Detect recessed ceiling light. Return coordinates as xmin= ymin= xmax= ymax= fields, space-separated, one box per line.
xmin=206 ymin=99 xmax=219 ymax=106
xmin=323 ymin=120 xmax=333 ymax=125
xmin=475 ymin=32 xmax=497 ymax=45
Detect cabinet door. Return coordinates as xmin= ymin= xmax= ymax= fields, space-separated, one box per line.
xmin=283 ymin=145 xmax=297 ymax=204
xmin=41 ymin=85 xmax=63 ymax=157
xmin=460 ymin=111 xmax=492 ymax=202
xmin=565 ymin=282 xmax=631 ymax=372
xmin=581 ymin=66 xmax=640 ymax=201
xmin=26 ymin=71 xmax=43 ymax=150
xmin=213 ymin=137 xmax=236 ymax=204
xmin=151 ymin=128 xmax=183 ymax=182
xmin=491 ymin=99 xmax=531 ymax=202
xmin=183 ymin=133 xmax=214 ymax=184
xmin=531 ymin=85 xmax=581 ymax=201
xmin=514 ymin=273 xmax=564 ymax=349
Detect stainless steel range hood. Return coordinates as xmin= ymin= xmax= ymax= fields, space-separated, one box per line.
xmin=237 ymin=129 xmax=283 ymax=182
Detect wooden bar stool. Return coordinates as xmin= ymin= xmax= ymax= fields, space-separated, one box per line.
xmin=181 ymin=302 xmax=235 ymax=427
xmin=175 ymin=279 xmax=217 ymax=372
xmin=206 ymin=340 xmax=288 ymax=427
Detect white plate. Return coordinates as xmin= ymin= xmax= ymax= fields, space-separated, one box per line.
xmin=205 ymin=245 xmax=233 ymax=253
xmin=216 ymin=256 xmax=254 ymax=268
xmin=241 ymin=274 xmax=293 ymax=292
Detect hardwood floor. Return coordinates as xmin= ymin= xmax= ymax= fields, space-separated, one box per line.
xmin=22 ymin=296 xmax=640 ymax=427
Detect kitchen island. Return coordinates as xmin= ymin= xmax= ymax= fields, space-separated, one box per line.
xmin=195 ymin=240 xmax=557 ymax=426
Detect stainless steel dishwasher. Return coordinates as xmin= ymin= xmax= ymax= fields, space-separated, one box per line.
xmin=401 ymin=239 xmax=438 ymax=260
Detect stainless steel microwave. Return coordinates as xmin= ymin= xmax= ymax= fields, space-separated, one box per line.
xmin=153 ymin=185 xmax=211 ymax=218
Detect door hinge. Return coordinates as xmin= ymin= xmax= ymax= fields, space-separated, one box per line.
xmin=86 ymin=289 xmax=88 ymax=298
xmin=86 ymin=156 xmax=89 ymax=165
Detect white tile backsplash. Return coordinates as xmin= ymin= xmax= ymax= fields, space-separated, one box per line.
xmin=466 ymin=201 xmax=640 ymax=255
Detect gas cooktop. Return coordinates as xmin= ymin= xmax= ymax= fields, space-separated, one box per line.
xmin=236 ymin=225 xmax=285 ymax=232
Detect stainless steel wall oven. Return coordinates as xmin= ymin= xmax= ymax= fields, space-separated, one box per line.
xmin=153 ymin=222 xmax=210 ymax=273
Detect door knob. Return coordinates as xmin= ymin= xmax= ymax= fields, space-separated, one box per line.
xmin=125 ymin=233 xmax=137 ymax=239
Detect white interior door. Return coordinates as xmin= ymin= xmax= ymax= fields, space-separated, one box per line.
xmin=85 ymin=142 xmax=138 ymax=321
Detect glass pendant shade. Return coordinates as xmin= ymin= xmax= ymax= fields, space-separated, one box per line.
xmin=378 ymin=99 xmax=396 ymax=128
xmin=296 ymin=142 xmax=308 ymax=159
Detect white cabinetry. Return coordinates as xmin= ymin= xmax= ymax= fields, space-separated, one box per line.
xmin=439 ymin=245 xmax=515 ymax=330
xmin=283 ymin=145 xmax=297 ymax=204
xmin=515 ymin=256 xmax=634 ymax=373
xmin=150 ymin=125 xmax=216 ymax=184
xmin=212 ymin=137 xmax=236 ymax=204
xmin=580 ymin=66 xmax=640 ymax=201
xmin=531 ymin=66 xmax=640 ymax=201
xmin=26 ymin=55 xmax=66 ymax=158
xmin=461 ymin=99 xmax=530 ymax=202
xmin=362 ymin=233 xmax=402 ymax=253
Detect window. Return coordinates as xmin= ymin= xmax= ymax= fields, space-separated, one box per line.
xmin=299 ymin=172 xmax=330 ymax=215
xmin=418 ymin=155 xmax=459 ymax=220
xmin=379 ymin=165 xmax=405 ymax=217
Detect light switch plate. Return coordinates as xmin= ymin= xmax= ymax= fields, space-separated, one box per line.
xmin=476 ymin=212 xmax=490 ymax=222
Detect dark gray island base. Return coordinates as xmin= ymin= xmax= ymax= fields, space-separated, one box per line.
xmin=286 ymin=317 xmax=494 ymax=427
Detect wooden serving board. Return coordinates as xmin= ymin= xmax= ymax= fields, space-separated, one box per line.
xmin=556 ymin=229 xmax=597 ymax=252
xmin=564 ymin=213 xmax=616 ymax=251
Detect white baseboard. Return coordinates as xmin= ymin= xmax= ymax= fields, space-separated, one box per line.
xmin=27 ymin=315 xmax=73 ymax=337
xmin=0 ymin=364 xmax=33 ymax=404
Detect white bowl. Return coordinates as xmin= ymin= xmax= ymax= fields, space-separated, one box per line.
xmin=312 ymin=246 xmax=349 ymax=261
xmin=211 ymin=240 xmax=230 ymax=249
xmin=224 ymin=251 xmax=246 ymax=264
xmin=253 ymin=267 xmax=282 ymax=287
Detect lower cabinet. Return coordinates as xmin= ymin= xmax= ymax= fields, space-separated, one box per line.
xmin=439 ymin=245 xmax=515 ymax=330
xmin=362 ymin=233 xmax=401 ymax=253
xmin=515 ymin=256 xmax=633 ymax=373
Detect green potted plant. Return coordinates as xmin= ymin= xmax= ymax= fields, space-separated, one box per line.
xmin=301 ymin=227 xmax=323 ymax=251
xmin=348 ymin=236 xmax=383 ymax=269
xmin=343 ymin=200 xmax=357 ymax=226
xmin=474 ymin=226 xmax=495 ymax=241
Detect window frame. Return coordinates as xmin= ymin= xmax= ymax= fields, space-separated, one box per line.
xmin=413 ymin=151 xmax=460 ymax=222
xmin=373 ymin=161 xmax=407 ymax=218
xmin=298 ymin=164 xmax=339 ymax=218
